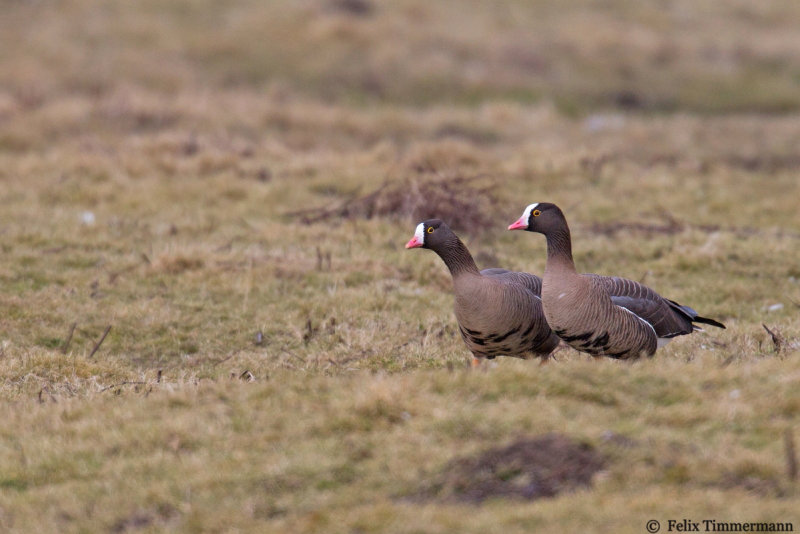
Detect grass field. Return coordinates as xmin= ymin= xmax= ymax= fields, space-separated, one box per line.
xmin=1 ymin=0 xmax=800 ymax=532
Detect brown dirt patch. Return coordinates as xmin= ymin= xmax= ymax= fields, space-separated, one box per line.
xmin=414 ymin=433 xmax=605 ymax=504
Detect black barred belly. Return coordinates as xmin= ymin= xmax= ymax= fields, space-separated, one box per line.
xmin=553 ymin=328 xmax=629 ymax=359
xmin=458 ymin=322 xmax=548 ymax=359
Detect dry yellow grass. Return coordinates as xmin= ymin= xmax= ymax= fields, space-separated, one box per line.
xmin=1 ymin=0 xmax=800 ymax=532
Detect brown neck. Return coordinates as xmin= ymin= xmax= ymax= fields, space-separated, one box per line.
xmin=433 ymin=237 xmax=481 ymax=278
xmin=544 ymin=226 xmax=577 ymax=274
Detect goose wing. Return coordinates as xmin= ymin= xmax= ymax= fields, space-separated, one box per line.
xmin=481 ymin=268 xmax=543 ymax=296
xmin=589 ymin=275 xmax=696 ymax=338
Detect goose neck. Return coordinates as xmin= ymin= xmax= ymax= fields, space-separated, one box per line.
xmin=436 ymin=238 xmax=480 ymax=278
xmin=545 ymin=228 xmax=577 ymax=273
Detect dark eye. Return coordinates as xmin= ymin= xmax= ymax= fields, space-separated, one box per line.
xmin=532 ymin=209 xmax=541 ymax=217
xmin=427 ymin=226 xmax=434 ymax=234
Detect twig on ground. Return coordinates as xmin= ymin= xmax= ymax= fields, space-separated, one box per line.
xmin=38 ymin=387 xmax=56 ymax=403
xmin=61 ymin=322 xmax=77 ymax=354
xmin=762 ymin=324 xmax=784 ymax=354
xmin=88 ymin=325 xmax=112 ymax=358
xmin=303 ymin=318 xmax=317 ymax=344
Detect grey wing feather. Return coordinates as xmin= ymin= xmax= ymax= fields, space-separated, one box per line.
xmin=588 ymin=275 xmax=695 ymax=337
xmin=481 ymin=268 xmax=543 ymax=296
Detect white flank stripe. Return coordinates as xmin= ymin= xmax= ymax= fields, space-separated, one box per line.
xmin=618 ymin=306 xmax=657 ymax=337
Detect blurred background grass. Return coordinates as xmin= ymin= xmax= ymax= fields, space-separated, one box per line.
xmin=1 ymin=0 xmax=799 ymax=532
xmin=4 ymin=0 xmax=800 ymax=113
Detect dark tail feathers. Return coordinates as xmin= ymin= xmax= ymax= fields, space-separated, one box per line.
xmin=692 ymin=315 xmax=726 ymax=329
xmin=668 ymin=299 xmax=726 ymax=329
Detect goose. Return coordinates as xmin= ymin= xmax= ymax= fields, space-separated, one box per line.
xmin=405 ymin=219 xmax=560 ymax=366
xmin=508 ymin=203 xmax=725 ymax=359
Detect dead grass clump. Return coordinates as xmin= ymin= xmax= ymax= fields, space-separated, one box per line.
xmin=415 ymin=433 xmax=605 ymax=503
xmin=723 ymin=154 xmax=800 ymax=173
xmin=587 ymin=214 xmax=800 ymax=241
xmin=110 ymin=505 xmax=179 ymax=534
xmin=150 ymin=255 xmax=205 ymax=274
xmin=289 ymin=173 xmax=500 ymax=235
xmin=588 ymin=209 xmax=719 ymax=238
xmin=717 ymin=472 xmax=784 ymax=497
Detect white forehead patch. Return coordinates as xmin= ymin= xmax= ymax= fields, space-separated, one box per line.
xmin=521 ymin=203 xmax=539 ymax=222
xmin=414 ymin=222 xmax=425 ymax=245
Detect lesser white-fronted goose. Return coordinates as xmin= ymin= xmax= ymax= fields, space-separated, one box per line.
xmin=508 ymin=203 xmax=725 ymax=359
xmin=405 ymin=219 xmax=560 ymax=365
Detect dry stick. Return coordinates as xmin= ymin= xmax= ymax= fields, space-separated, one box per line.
xmin=88 ymin=325 xmax=112 ymax=358
xmin=61 ymin=322 xmax=77 ymax=354
xmin=762 ymin=323 xmax=783 ymax=354
xmin=303 ymin=318 xmax=316 ymax=344
xmin=786 ymin=429 xmax=798 ymax=482
xmin=38 ymin=387 xmax=56 ymax=403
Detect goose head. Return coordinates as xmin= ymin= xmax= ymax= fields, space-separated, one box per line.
xmin=508 ymin=202 xmax=565 ymax=235
xmin=405 ymin=219 xmax=453 ymax=250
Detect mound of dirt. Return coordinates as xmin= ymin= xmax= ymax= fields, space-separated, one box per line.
xmin=415 ymin=433 xmax=605 ymax=504
xmin=289 ymin=174 xmax=500 ymax=236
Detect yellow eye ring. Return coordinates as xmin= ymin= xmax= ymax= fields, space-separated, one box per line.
xmin=426 ymin=226 xmax=434 ymax=234
xmin=532 ymin=209 xmax=541 ymax=217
